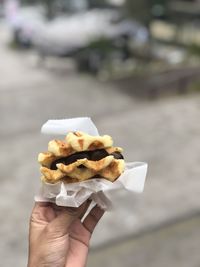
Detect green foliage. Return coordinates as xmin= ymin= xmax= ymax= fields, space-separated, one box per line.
xmin=124 ymin=0 xmax=151 ymax=26
xmin=21 ymin=0 xmax=41 ymax=4
xmin=88 ymin=0 xmax=110 ymax=8
xmin=188 ymin=44 xmax=200 ymax=57
xmin=124 ymin=0 xmax=169 ymax=27
xmin=189 ymin=80 xmax=200 ymax=93
xmin=86 ymin=38 xmax=114 ymax=52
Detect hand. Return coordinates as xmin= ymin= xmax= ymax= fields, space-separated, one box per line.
xmin=27 ymin=201 xmax=105 ymax=267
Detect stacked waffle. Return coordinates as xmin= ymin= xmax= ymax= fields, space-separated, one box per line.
xmin=38 ymin=131 xmax=125 ymax=184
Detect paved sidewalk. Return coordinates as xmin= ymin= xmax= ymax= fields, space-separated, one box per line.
xmin=88 ymin=213 xmax=200 ymax=267
xmin=0 ymin=22 xmax=200 ymax=267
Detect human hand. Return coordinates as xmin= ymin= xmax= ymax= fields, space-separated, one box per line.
xmin=27 ymin=201 xmax=104 ymax=267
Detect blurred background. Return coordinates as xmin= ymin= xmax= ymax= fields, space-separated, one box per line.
xmin=0 ymin=0 xmax=200 ymax=266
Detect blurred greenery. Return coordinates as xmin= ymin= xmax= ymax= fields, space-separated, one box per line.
xmin=17 ymin=0 xmax=200 ymax=75
xmin=20 ymin=0 xmax=172 ymax=22
xmin=189 ymin=80 xmax=200 ymax=92
xmin=88 ymin=0 xmax=112 ymax=8
xmin=86 ymin=38 xmax=115 ymax=52
xmin=124 ymin=0 xmax=169 ymax=28
xmin=75 ymin=38 xmax=117 ymax=74
xmin=188 ymin=44 xmax=200 ymax=57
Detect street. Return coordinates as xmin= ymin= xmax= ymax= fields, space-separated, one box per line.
xmin=0 ymin=22 xmax=200 ymax=267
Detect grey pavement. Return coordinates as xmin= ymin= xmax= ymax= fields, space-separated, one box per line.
xmin=0 ymin=22 xmax=200 ymax=267
xmin=88 ymin=213 xmax=200 ymax=267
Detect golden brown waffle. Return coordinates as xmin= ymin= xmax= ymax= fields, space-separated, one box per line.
xmin=66 ymin=131 xmax=113 ymax=151
xmin=38 ymin=131 xmax=125 ymax=184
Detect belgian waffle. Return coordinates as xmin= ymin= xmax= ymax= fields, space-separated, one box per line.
xmin=38 ymin=131 xmax=125 ymax=184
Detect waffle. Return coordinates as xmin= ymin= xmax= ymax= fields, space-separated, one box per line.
xmin=38 ymin=131 xmax=125 ymax=184
xmin=66 ymin=131 xmax=113 ymax=151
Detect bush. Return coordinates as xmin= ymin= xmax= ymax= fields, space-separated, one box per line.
xmin=188 ymin=44 xmax=200 ymax=57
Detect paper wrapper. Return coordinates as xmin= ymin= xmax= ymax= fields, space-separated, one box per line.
xmin=35 ymin=117 xmax=148 ymax=210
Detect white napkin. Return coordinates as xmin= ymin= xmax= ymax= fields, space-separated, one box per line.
xmin=41 ymin=117 xmax=99 ymax=136
xmin=35 ymin=117 xmax=148 ymax=210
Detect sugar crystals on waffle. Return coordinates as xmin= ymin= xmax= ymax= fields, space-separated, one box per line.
xmin=38 ymin=131 xmax=125 ymax=184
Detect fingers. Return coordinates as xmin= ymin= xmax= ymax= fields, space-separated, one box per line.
xmin=47 ymin=202 xmax=89 ymax=237
xmin=31 ymin=201 xmax=103 ymax=239
xmin=79 ymin=199 xmax=92 ymax=220
xmin=82 ymin=205 xmax=105 ymax=235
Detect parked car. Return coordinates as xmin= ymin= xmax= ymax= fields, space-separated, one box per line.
xmin=33 ymin=9 xmax=119 ymax=56
xmin=6 ymin=4 xmax=45 ymax=47
xmin=33 ymin=8 xmax=148 ymax=72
